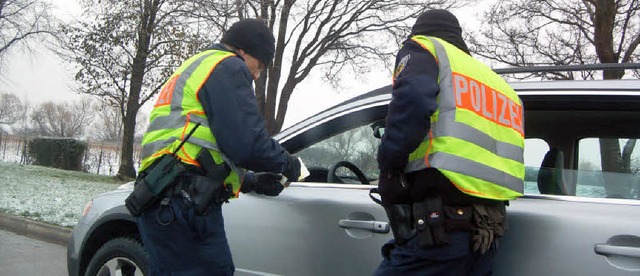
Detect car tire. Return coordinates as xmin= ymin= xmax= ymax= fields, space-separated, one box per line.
xmin=85 ymin=237 xmax=149 ymax=276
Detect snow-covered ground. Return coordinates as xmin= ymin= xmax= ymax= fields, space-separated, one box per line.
xmin=0 ymin=161 xmax=125 ymax=227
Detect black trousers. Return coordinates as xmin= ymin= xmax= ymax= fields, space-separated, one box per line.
xmin=374 ymin=231 xmax=497 ymax=276
xmin=137 ymin=192 xmax=234 ymax=276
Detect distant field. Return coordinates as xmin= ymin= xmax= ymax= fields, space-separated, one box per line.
xmin=0 ymin=134 xmax=142 ymax=176
xmin=0 ymin=161 xmax=126 ymax=227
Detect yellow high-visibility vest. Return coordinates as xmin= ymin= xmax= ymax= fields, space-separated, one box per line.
xmin=140 ymin=49 xmax=244 ymax=198
xmin=405 ymin=35 xmax=525 ymax=200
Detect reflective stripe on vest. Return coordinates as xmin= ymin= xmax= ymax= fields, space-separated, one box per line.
xmin=140 ymin=49 xmax=245 ymax=197
xmin=405 ymin=36 xmax=525 ymax=200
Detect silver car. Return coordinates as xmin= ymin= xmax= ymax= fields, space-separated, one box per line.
xmin=67 ymin=77 xmax=640 ymax=276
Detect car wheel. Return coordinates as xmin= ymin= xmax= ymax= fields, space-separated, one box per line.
xmin=85 ymin=237 xmax=149 ymax=276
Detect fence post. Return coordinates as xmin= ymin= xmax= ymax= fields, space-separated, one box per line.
xmin=16 ymin=136 xmax=21 ymax=157
xmin=20 ymin=137 xmax=28 ymax=164
xmin=97 ymin=144 xmax=103 ymax=175
xmin=1 ymin=132 xmax=5 ymax=160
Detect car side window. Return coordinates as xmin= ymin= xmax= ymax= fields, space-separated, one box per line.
xmin=296 ymin=124 xmax=380 ymax=183
xmin=523 ymin=138 xmax=550 ymax=195
xmin=577 ymin=138 xmax=640 ymax=200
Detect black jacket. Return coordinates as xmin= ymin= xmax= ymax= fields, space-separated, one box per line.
xmin=377 ymin=39 xmax=440 ymax=174
xmin=198 ymin=44 xmax=289 ymax=173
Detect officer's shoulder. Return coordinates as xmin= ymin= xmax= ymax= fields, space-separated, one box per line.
xmin=398 ymin=40 xmax=436 ymax=64
xmin=401 ymin=40 xmax=431 ymax=55
xmin=216 ymin=55 xmax=251 ymax=75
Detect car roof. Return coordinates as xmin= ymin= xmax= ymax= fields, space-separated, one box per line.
xmin=277 ymin=78 xmax=640 ymax=151
xmin=511 ymin=79 xmax=640 ymax=94
xmin=328 ymin=78 xmax=640 ymax=107
xmin=311 ymin=78 xmax=640 ymax=117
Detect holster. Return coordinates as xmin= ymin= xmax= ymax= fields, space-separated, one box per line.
xmin=125 ymin=155 xmax=185 ymax=217
xmin=382 ymin=204 xmax=416 ymax=245
xmin=186 ymin=176 xmax=228 ymax=215
xmin=188 ymin=150 xmax=232 ymax=215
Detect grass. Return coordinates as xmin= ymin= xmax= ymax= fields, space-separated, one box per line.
xmin=0 ymin=161 xmax=126 ymax=227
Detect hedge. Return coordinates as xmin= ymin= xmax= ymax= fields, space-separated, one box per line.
xmin=28 ymin=137 xmax=88 ymax=171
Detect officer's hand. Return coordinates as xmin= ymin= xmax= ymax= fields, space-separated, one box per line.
xmin=253 ymin=173 xmax=284 ymax=196
xmin=282 ymin=154 xmax=301 ymax=182
xmin=241 ymin=172 xmax=284 ymax=196
xmin=378 ymin=172 xmax=411 ymax=204
xmin=241 ymin=172 xmax=257 ymax=194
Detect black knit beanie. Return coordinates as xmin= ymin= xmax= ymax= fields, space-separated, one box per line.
xmin=221 ymin=19 xmax=276 ymax=66
xmin=410 ymin=9 xmax=470 ymax=54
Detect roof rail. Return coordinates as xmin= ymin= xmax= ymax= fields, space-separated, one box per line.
xmin=493 ymin=63 xmax=640 ymax=74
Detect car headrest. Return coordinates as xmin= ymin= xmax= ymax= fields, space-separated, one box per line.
xmin=537 ymin=148 xmax=568 ymax=195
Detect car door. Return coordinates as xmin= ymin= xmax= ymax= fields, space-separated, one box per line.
xmin=494 ymin=92 xmax=640 ymax=275
xmin=223 ymin=109 xmax=392 ymax=276
xmin=496 ymin=196 xmax=640 ymax=275
xmin=224 ymin=185 xmax=390 ymax=276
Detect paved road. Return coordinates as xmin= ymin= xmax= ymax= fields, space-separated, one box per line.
xmin=0 ymin=229 xmax=68 ymax=276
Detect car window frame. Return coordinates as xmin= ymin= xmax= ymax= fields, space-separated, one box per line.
xmin=276 ymin=80 xmax=640 ymax=206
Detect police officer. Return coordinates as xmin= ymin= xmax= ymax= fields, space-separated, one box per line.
xmin=374 ymin=10 xmax=525 ymax=275
xmin=135 ymin=19 xmax=303 ymax=275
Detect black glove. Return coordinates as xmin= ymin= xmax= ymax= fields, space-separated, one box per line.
xmin=378 ymin=171 xmax=412 ymax=204
xmin=282 ymin=154 xmax=301 ymax=182
xmin=241 ymin=172 xmax=285 ymax=196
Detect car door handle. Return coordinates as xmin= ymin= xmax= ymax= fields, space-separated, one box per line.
xmin=595 ymin=244 xmax=640 ymax=258
xmin=338 ymin=219 xmax=390 ymax=234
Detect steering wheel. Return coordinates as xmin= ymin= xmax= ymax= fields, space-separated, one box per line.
xmin=327 ymin=161 xmax=370 ymax=184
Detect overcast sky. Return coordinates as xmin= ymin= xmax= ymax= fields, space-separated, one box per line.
xmin=2 ymin=0 xmax=82 ymax=104
xmin=1 ymin=1 xmax=486 ymax=128
xmin=1 ymin=1 xmax=579 ymax=167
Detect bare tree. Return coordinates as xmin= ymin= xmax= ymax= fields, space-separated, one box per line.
xmin=325 ymin=129 xmax=361 ymax=160
xmin=11 ymin=94 xmax=31 ymax=135
xmin=472 ymin=0 xmax=640 ymax=197
xmin=470 ymin=0 xmax=640 ymax=80
xmin=30 ymin=98 xmax=94 ymax=138
xmin=190 ymin=0 xmax=464 ymax=134
xmin=93 ymin=103 xmax=148 ymax=143
xmin=0 ymin=92 xmax=21 ymax=125
xmin=93 ymin=103 xmax=124 ymax=143
xmin=0 ymin=0 xmax=56 ymax=70
xmin=0 ymin=91 xmax=21 ymax=146
xmin=59 ymin=0 xmax=213 ymax=178
xmin=297 ymin=125 xmax=379 ymax=179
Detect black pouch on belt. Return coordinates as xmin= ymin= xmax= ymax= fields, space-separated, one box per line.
xmin=444 ymin=206 xmax=473 ymax=232
xmin=125 ymin=155 xmax=185 ymax=217
xmin=413 ymin=197 xmax=448 ymax=248
xmin=125 ymin=172 xmax=156 ymax=217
